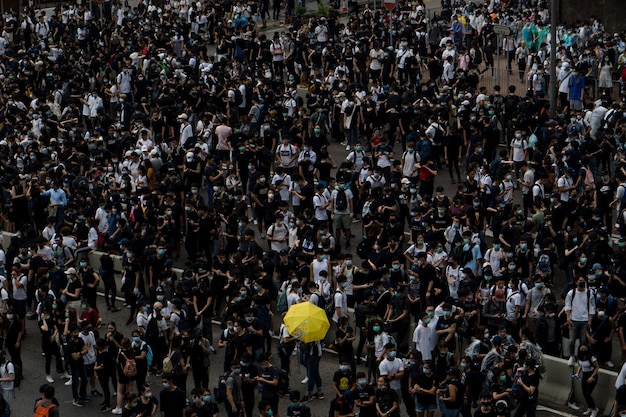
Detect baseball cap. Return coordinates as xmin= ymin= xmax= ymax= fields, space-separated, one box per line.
xmin=65 ymin=267 xmax=77 ymax=275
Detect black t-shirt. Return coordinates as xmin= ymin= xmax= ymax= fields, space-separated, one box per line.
xmin=332 ymin=369 xmax=355 ymax=393
xmin=287 ymin=404 xmax=311 ymax=417
xmin=159 ymin=387 xmax=187 ymax=417
xmin=414 ymin=372 xmax=436 ymax=405
xmin=355 ymin=385 xmax=376 ymax=417
xmin=67 ymin=337 xmax=85 ymax=368
xmin=260 ymin=365 xmax=280 ymax=400
xmin=375 ymin=388 xmax=398 ymax=416
xmin=522 ymin=372 xmax=540 ymax=403
xmin=67 ymin=277 xmax=83 ymax=301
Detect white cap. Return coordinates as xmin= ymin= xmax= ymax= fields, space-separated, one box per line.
xmin=178 ymin=113 xmax=188 ymax=120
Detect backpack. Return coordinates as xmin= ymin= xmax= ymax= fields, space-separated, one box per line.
xmin=336 ymin=189 xmax=348 ymax=211
xmin=5 ymin=361 xmax=21 ymax=390
xmin=356 ymin=239 xmax=370 ymax=259
xmin=214 ymin=372 xmax=230 ymax=403
xmin=277 ymin=368 xmax=290 ymax=396
xmin=34 ymin=400 xmax=57 ymax=417
xmin=145 ymin=316 xmax=160 ymax=342
xmin=162 ymin=351 xmax=174 ymax=374
xmin=582 ymin=167 xmax=595 ymax=189
xmin=460 ymin=244 xmax=475 ymax=266
xmin=311 ymin=292 xmax=327 ymax=311
xmin=174 ymin=308 xmax=191 ymax=332
xmin=234 ymin=88 xmax=243 ymax=106
xmin=431 ymin=123 xmax=444 ymax=144
xmin=121 ymin=352 xmax=137 ymax=378
xmin=536 ymin=253 xmax=552 ymax=275
xmin=142 ymin=342 xmax=154 ymax=367
xmin=325 ymin=290 xmax=342 ymax=317
xmin=277 ymin=291 xmax=289 ymax=313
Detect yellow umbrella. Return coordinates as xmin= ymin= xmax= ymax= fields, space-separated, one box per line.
xmin=283 ymin=301 xmax=330 ymax=343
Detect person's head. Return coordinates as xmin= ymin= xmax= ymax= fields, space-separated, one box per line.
xmin=479 ymin=391 xmax=492 ymax=408
xmin=289 ymin=390 xmax=301 ymax=408
xmin=140 ymin=383 xmax=152 ymax=398
xmin=376 ymin=375 xmax=389 ymax=390
xmin=385 ymin=342 xmax=397 ymax=360
xmin=230 ymin=359 xmax=242 ymax=375
xmin=258 ymin=401 xmax=273 ymax=417
xmin=39 ymin=383 xmax=55 ymax=400
xmin=161 ymin=373 xmax=176 ymax=389
xmin=124 ymin=392 xmax=139 ymax=408
xmin=339 ymin=356 xmax=350 ymax=373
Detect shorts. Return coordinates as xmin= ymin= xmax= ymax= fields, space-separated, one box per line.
xmin=333 ymin=213 xmax=351 ymax=230
xmin=416 ymin=402 xmax=437 ymax=412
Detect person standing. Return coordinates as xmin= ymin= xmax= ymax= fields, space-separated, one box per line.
xmin=66 ymin=323 xmax=88 ymax=407
xmin=0 ymin=351 xmax=14 ymax=407
xmin=4 ymin=307 xmax=22 ymax=376
xmin=160 ymin=373 xmax=187 ymax=417
xmin=565 ymin=277 xmax=596 ymax=366
xmin=255 ymin=352 xmax=280 ymax=417
xmin=378 ymin=343 xmax=404 ymax=405
xmin=39 ymin=308 xmax=64 ymax=384
xmin=94 ymin=338 xmax=116 ymax=412
xmin=574 ymin=345 xmax=600 ymax=417
xmin=512 ymin=358 xmax=540 ymax=417
xmin=330 ymin=179 xmax=354 ymax=250
xmin=226 ymin=360 xmax=243 ymax=417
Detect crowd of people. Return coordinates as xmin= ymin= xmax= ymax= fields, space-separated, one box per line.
xmin=2 ymin=0 xmax=626 ymax=417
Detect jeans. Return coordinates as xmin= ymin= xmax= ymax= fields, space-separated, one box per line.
xmin=306 ymin=354 xmax=322 ymax=394
xmin=442 ymin=405 xmax=460 ymax=417
xmin=569 ymin=321 xmax=588 ymax=356
xmin=71 ymin=365 xmax=88 ymax=400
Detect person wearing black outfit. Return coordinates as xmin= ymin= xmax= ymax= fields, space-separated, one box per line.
xmin=67 ymin=323 xmax=89 ymax=407
xmin=39 ymin=308 xmax=64 ymax=384
xmin=95 ymin=338 xmax=116 ymax=412
xmin=255 ymin=352 xmax=280 ymax=417
xmin=160 ymin=373 xmax=187 ymax=417
xmin=240 ymin=352 xmax=258 ymax=417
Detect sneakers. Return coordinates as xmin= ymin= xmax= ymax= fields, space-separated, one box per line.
xmin=112 ymin=407 xmax=123 ymax=415
xmin=46 ymin=375 xmax=54 ymax=383
xmin=346 ymin=145 xmax=351 ymax=151
xmin=301 ymin=376 xmax=309 ymax=384
xmin=110 ymin=307 xmax=121 ymax=312
xmin=583 ymin=408 xmax=593 ymax=416
xmin=590 ymin=408 xmax=599 ymax=417
xmin=72 ymin=400 xmax=83 ymax=407
xmin=607 ymin=360 xmax=615 ymax=368
xmin=61 ymin=372 xmax=71 ymax=379
xmin=568 ymin=402 xmax=580 ymax=410
xmin=92 ymin=390 xmax=103 ymax=397
xmin=210 ymin=346 xmax=217 ymax=354
xmin=301 ymin=394 xmax=313 ymax=403
xmin=314 ymin=392 xmax=325 ymax=400
xmin=568 ymin=356 xmax=576 ymax=366
xmin=100 ymin=405 xmax=113 ymax=412
xmin=65 ymin=378 xmax=73 ymax=386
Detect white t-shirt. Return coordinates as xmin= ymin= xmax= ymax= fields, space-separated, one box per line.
xmin=505 ymin=290 xmax=523 ymax=321
xmin=510 ymin=138 xmax=528 ymax=162
xmin=313 ymin=193 xmax=329 ymax=220
xmin=332 ymin=289 xmax=347 ymax=323
xmin=331 ymin=188 xmax=353 ymax=215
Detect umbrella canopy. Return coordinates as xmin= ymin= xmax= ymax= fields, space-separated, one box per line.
xmin=283 ymin=301 xmax=330 ymax=343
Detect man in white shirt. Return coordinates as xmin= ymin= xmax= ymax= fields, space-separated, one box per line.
xmin=332 ymin=276 xmax=348 ymax=324
xmin=412 ymin=312 xmax=435 ymax=360
xmin=564 ymin=276 xmax=596 ymax=365
xmin=378 ymin=343 xmax=404 ymax=400
xmin=178 ymin=113 xmax=194 ymax=148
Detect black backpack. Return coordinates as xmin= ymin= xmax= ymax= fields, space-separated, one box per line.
xmin=336 ymin=189 xmax=348 ymax=211
xmin=234 ymin=88 xmax=243 ymax=106
xmin=145 ymin=316 xmax=159 ymax=342
xmin=357 ymin=239 xmax=370 ymax=259
xmin=277 ymin=368 xmax=290 ymax=396
xmin=214 ymin=372 xmax=230 ymax=403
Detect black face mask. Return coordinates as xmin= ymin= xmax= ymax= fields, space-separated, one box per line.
xmin=578 ymin=282 xmax=586 ymax=288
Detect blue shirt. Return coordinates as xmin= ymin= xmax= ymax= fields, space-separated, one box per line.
xmin=41 ymin=187 xmax=67 ymax=207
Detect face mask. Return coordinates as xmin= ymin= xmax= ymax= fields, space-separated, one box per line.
xmin=358 ymin=379 xmax=367 ymax=386
xmin=508 ymin=265 xmax=516 ymax=271
xmin=131 ymin=402 xmax=138 ymax=408
xmin=240 ymin=291 xmax=247 ymax=296
xmin=443 ymin=311 xmax=451 ymax=318
xmin=423 ymin=368 xmax=431 ymax=375
xmin=494 ymin=244 xmax=501 ymax=250
xmin=598 ymin=311 xmax=606 ymax=318
xmin=163 ymin=382 xmax=170 ymax=389
xmin=580 ymin=257 xmax=587 ymax=264
xmin=535 ymin=283 xmax=542 ymax=290
xmin=233 ymin=368 xmax=241 ymax=375
xmin=578 ymin=281 xmax=586 ymax=288
xmin=388 ymin=351 xmax=397 ymax=359
xmin=267 ymin=410 xmax=274 ymax=417
xmin=342 ymin=282 xmax=349 ymax=288
xmin=203 ymin=395 xmax=211 ymax=402
xmin=158 ymin=249 xmax=166 ymax=256
xmin=133 ymin=336 xmax=141 ymax=343
xmin=81 ymin=304 xmax=87 ymax=310
xmin=340 ymin=365 xmax=349 ymax=372
xmin=157 ymin=295 xmax=164 ymax=301
xmin=499 ymin=375 xmax=507 ymax=382
xmin=520 ymin=243 xmax=528 ymax=250
xmin=372 ymin=326 xmax=381 ymax=333
xmin=392 ymin=264 xmax=400 ymax=270
xmin=246 ymin=317 xmax=254 ymax=323
xmin=423 ymin=318 xmax=430 ymax=325
xmin=6 ymin=314 xmax=13 ymax=320
xmin=460 ymin=363 xmax=467 ymax=369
